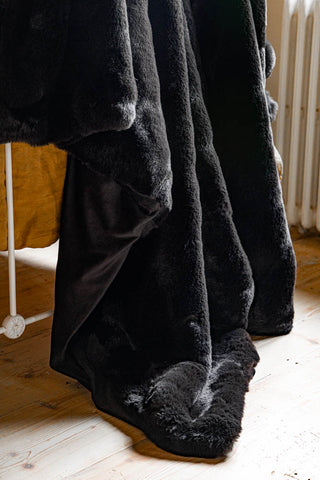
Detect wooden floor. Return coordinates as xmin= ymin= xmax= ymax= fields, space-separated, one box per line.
xmin=0 ymin=232 xmax=319 ymax=480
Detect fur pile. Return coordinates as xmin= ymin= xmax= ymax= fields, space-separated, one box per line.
xmin=0 ymin=0 xmax=296 ymax=458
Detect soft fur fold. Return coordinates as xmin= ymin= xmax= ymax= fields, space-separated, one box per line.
xmin=0 ymin=0 xmax=295 ymax=458
xmin=0 ymin=0 xmax=137 ymax=144
xmin=190 ymin=0 xmax=296 ymax=335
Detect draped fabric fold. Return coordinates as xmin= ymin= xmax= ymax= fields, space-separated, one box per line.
xmin=0 ymin=0 xmax=296 ymax=458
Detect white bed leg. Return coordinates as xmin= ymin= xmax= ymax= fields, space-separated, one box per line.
xmin=0 ymin=144 xmax=54 ymax=339
xmin=0 ymin=143 xmax=26 ymax=338
xmin=5 ymin=143 xmax=17 ymax=317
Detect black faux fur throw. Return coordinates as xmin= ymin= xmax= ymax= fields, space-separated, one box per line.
xmin=0 ymin=0 xmax=296 ymax=458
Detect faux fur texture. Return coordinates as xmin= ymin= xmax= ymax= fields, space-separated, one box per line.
xmin=0 ymin=0 xmax=137 ymax=144
xmin=0 ymin=0 xmax=296 ymax=458
xmin=190 ymin=0 xmax=296 ymax=335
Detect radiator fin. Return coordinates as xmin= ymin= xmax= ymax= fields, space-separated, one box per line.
xmin=277 ymin=0 xmax=320 ymax=229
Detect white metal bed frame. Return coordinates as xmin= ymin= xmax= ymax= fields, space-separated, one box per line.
xmin=0 ymin=143 xmax=53 ymax=339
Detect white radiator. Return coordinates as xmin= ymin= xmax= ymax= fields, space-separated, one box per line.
xmin=277 ymin=0 xmax=320 ymax=229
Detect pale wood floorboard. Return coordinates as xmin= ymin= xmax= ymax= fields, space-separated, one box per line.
xmin=0 ymin=233 xmax=319 ymax=480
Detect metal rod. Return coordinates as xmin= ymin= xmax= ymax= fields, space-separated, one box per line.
xmin=5 ymin=143 xmax=17 ymax=317
xmin=25 ymin=310 xmax=54 ymax=326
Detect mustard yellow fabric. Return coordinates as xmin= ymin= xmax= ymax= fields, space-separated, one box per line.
xmin=0 ymin=143 xmax=67 ymax=251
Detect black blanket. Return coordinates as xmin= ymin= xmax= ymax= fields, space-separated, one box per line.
xmin=0 ymin=0 xmax=296 ymax=458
